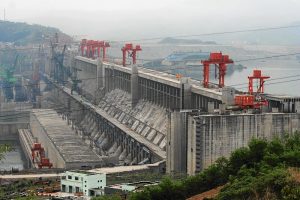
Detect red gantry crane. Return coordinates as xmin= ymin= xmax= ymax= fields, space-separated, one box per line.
xmin=97 ymin=41 xmax=110 ymax=61
xmin=80 ymin=39 xmax=110 ymax=60
xmin=80 ymin=39 xmax=87 ymax=57
xmin=201 ymin=52 xmax=234 ymax=88
xmin=234 ymin=69 xmax=270 ymax=109
xmin=121 ymin=43 xmax=142 ymax=66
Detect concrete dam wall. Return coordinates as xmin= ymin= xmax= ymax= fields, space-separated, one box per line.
xmin=98 ymin=89 xmax=168 ymax=150
xmin=47 ymin=84 xmax=166 ymax=165
xmin=187 ymin=113 xmax=300 ymax=174
xmin=0 ymin=111 xmax=29 ymax=140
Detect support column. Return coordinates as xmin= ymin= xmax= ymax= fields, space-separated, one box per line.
xmin=180 ymin=77 xmax=192 ymax=110
xmin=95 ymin=58 xmax=105 ymax=103
xmin=131 ymin=65 xmax=139 ymax=107
xmin=166 ymin=111 xmax=187 ymax=174
xmin=97 ymin=58 xmax=105 ymax=90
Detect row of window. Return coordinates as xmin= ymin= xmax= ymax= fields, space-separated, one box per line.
xmin=68 ymin=175 xmax=80 ymax=180
xmin=66 ymin=175 xmax=103 ymax=183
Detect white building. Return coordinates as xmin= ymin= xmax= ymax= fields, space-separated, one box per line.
xmin=61 ymin=170 xmax=106 ymax=197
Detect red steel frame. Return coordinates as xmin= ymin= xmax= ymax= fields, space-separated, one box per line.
xmin=201 ymin=52 xmax=233 ymax=88
xmin=80 ymin=39 xmax=110 ymax=60
xmin=121 ymin=43 xmax=142 ymax=66
xmin=234 ymin=70 xmax=270 ymax=109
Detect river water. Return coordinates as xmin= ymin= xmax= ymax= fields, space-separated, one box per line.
xmin=0 ymin=140 xmax=25 ymax=171
xmin=135 ymin=44 xmax=300 ymax=96
xmin=224 ymin=58 xmax=300 ymax=96
xmin=168 ymin=57 xmax=300 ymax=96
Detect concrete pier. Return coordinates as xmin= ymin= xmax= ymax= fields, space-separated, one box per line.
xmin=186 ymin=113 xmax=300 ymax=175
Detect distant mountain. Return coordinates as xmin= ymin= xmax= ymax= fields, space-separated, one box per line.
xmin=205 ymin=22 xmax=300 ymax=45
xmin=159 ymin=37 xmax=217 ymax=45
xmin=0 ymin=20 xmax=72 ymax=45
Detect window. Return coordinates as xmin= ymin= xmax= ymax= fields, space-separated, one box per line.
xmin=62 ymin=185 xmax=66 ymax=192
xmin=75 ymin=176 xmax=79 ymax=180
xmin=68 ymin=175 xmax=72 ymax=179
xmin=69 ymin=186 xmax=73 ymax=193
xmin=89 ymin=190 xmax=95 ymax=196
xmin=75 ymin=187 xmax=80 ymax=193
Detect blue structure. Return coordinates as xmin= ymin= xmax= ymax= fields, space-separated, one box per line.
xmin=165 ymin=52 xmax=210 ymax=62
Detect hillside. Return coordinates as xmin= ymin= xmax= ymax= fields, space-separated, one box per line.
xmin=0 ymin=20 xmax=72 ymax=45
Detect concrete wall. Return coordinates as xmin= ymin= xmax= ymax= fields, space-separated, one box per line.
xmin=0 ymin=123 xmax=28 ymax=140
xmin=18 ymin=129 xmax=35 ymax=168
xmin=30 ymin=113 xmax=67 ymax=168
xmin=0 ymin=111 xmax=29 ymax=140
xmin=166 ymin=111 xmax=187 ymax=173
xmin=75 ymin=59 xmax=98 ymax=100
xmin=187 ymin=113 xmax=300 ymax=175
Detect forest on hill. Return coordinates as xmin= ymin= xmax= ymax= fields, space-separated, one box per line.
xmin=0 ymin=20 xmax=72 ymax=45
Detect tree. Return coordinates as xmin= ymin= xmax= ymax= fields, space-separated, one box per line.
xmin=0 ymin=144 xmax=12 ymax=160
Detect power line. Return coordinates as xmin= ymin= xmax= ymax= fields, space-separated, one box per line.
xmin=0 ymin=51 xmax=299 ymax=91
xmin=1 ymin=75 xmax=299 ymax=124
xmin=234 ymin=78 xmax=300 ymax=90
xmin=3 ymin=69 xmax=299 ymax=111
xmin=227 ymin=74 xmax=300 ymax=87
xmin=235 ymin=52 xmax=300 ymax=62
xmin=111 ymin=24 xmax=300 ymax=43
xmin=1 ymin=24 xmax=300 ymax=49
xmin=0 ymin=73 xmax=299 ymax=122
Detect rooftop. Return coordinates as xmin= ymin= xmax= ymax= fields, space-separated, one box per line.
xmin=67 ymin=170 xmax=100 ymax=176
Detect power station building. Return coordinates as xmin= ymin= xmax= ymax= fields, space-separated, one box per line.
xmin=61 ymin=170 xmax=106 ymax=197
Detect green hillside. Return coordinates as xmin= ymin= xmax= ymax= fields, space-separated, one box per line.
xmin=0 ymin=20 xmax=72 ymax=45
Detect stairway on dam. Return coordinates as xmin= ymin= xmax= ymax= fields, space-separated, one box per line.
xmin=98 ymin=89 xmax=168 ymax=150
xmin=54 ymin=87 xmax=168 ymax=165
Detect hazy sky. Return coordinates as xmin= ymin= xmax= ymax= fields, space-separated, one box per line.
xmin=1 ymin=0 xmax=300 ymax=41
